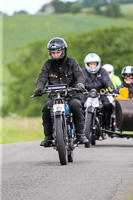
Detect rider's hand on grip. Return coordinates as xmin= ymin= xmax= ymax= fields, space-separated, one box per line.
xmin=76 ymin=83 xmax=85 ymax=91
xmin=34 ymin=87 xmax=43 ymax=96
xmin=108 ymin=87 xmax=118 ymax=94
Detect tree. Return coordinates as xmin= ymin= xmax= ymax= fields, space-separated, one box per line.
xmin=93 ymin=1 xmax=103 ymax=14
xmin=2 ymin=40 xmax=48 ymax=117
xmin=70 ymin=3 xmax=82 ymax=14
xmin=52 ymin=0 xmax=73 ymax=13
xmin=82 ymin=0 xmax=103 ymax=8
xmin=105 ymin=2 xmax=121 ymax=17
xmin=14 ymin=10 xmax=29 ymax=15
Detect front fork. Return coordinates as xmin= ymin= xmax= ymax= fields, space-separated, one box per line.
xmin=86 ymin=106 xmax=96 ymax=128
xmin=66 ymin=114 xmax=75 ymax=150
xmin=86 ymin=106 xmax=101 ymax=140
xmin=51 ymin=109 xmax=67 ymax=149
xmin=51 ymin=108 xmax=75 ymax=150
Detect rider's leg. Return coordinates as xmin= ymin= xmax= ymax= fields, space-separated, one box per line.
xmin=40 ymin=99 xmax=53 ymax=147
xmin=69 ymin=98 xmax=88 ymax=144
xmin=100 ymin=96 xmax=112 ymax=129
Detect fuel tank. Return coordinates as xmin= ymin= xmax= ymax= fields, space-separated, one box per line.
xmin=115 ymin=100 xmax=133 ymax=131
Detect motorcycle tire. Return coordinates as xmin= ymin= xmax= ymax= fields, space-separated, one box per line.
xmin=84 ymin=112 xmax=93 ymax=148
xmin=55 ymin=115 xmax=67 ymax=165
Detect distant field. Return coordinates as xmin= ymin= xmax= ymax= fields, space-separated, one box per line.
xmin=120 ymin=3 xmax=133 ymax=18
xmin=3 ymin=12 xmax=133 ymax=65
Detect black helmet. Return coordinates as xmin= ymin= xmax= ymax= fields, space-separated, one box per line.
xmin=47 ymin=37 xmax=67 ymax=61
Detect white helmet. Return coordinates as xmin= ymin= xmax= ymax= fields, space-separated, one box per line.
xmin=84 ymin=53 xmax=101 ymax=74
xmin=121 ymin=66 xmax=133 ymax=77
xmin=102 ymin=64 xmax=114 ymax=78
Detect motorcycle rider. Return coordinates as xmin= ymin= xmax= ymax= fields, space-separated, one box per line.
xmin=82 ymin=53 xmax=115 ymax=129
xmin=102 ymin=64 xmax=122 ymax=89
xmin=116 ymin=66 xmax=133 ymax=99
xmin=34 ymin=37 xmax=88 ymax=147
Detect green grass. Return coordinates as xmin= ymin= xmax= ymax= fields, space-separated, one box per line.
xmin=0 ymin=117 xmax=43 ymax=144
xmin=128 ymin=188 xmax=133 ymax=200
xmin=3 ymin=13 xmax=133 ymax=65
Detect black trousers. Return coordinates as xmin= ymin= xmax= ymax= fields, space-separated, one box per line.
xmin=100 ymin=95 xmax=112 ymax=128
xmin=42 ymin=98 xmax=85 ymax=137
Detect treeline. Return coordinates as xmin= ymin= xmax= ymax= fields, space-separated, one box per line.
xmin=81 ymin=0 xmax=133 ymax=8
xmin=38 ymin=0 xmax=133 ymax=16
xmin=2 ymin=27 xmax=133 ymax=117
xmin=41 ymin=0 xmax=122 ymax=17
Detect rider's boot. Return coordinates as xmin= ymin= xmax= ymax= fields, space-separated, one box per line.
xmin=40 ymin=135 xmax=53 ymax=147
xmin=76 ymin=133 xmax=89 ymax=144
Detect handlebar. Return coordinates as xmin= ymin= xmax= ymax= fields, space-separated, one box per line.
xmin=30 ymin=87 xmax=83 ymax=98
xmin=82 ymin=88 xmax=118 ymax=98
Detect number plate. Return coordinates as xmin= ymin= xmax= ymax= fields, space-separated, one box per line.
xmin=53 ymin=104 xmax=65 ymax=112
xmin=84 ymin=97 xmax=99 ymax=107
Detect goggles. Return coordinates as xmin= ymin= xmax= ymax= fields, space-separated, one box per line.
xmin=123 ymin=74 xmax=133 ymax=79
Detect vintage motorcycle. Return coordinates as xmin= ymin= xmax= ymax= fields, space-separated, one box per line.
xmin=83 ymin=88 xmax=133 ymax=148
xmin=31 ymin=84 xmax=81 ymax=165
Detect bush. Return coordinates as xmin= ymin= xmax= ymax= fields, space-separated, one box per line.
xmin=70 ymin=3 xmax=82 ymax=14
xmin=93 ymin=2 xmax=102 ymax=15
xmin=105 ymin=2 xmax=122 ymax=18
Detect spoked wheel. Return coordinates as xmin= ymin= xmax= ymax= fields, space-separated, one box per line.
xmin=84 ymin=112 xmax=93 ymax=148
xmin=55 ymin=115 xmax=67 ymax=165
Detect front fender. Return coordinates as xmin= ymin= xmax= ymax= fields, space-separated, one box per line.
xmin=54 ymin=111 xmax=63 ymax=116
xmin=86 ymin=106 xmax=95 ymax=113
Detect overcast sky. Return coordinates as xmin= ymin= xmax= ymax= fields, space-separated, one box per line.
xmin=0 ymin=0 xmax=51 ymax=15
xmin=0 ymin=0 xmax=73 ymax=15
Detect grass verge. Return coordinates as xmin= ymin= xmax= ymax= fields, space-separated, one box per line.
xmin=0 ymin=117 xmax=133 ymax=144
xmin=0 ymin=117 xmax=43 ymax=144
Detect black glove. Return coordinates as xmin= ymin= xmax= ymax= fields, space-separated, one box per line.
xmin=34 ymin=87 xmax=43 ymax=96
xmin=76 ymin=83 xmax=85 ymax=91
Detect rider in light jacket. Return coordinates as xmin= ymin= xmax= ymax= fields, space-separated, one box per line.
xmin=102 ymin=64 xmax=122 ymax=89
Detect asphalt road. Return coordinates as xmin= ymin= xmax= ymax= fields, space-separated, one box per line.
xmin=1 ymin=137 xmax=133 ymax=200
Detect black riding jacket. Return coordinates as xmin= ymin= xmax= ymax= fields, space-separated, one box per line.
xmin=117 ymin=82 xmax=133 ymax=99
xmin=36 ymin=57 xmax=85 ymax=99
xmin=82 ymin=67 xmax=114 ymax=92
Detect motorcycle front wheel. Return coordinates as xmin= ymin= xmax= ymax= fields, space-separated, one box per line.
xmin=55 ymin=115 xmax=67 ymax=165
